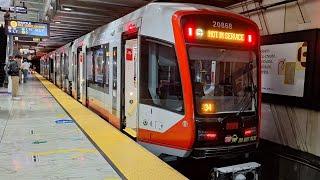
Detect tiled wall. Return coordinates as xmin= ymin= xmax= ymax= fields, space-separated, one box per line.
xmin=261 ymin=103 xmax=320 ymax=157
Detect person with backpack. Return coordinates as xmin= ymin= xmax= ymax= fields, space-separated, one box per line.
xmin=7 ymin=55 xmax=20 ymax=98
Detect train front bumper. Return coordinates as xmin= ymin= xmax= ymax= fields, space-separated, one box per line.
xmin=191 ymin=142 xmax=258 ymax=159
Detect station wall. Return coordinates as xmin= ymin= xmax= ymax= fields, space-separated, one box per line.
xmin=229 ymin=0 xmax=320 ymax=36
xmin=230 ymin=0 xmax=320 ymax=158
xmin=261 ymin=104 xmax=320 ymax=157
xmin=260 ymin=30 xmax=320 ymax=157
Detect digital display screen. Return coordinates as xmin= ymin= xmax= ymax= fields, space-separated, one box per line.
xmin=199 ymin=100 xmax=216 ymax=114
xmin=261 ymin=42 xmax=307 ymax=97
xmin=205 ymin=30 xmax=244 ymax=42
xmin=6 ymin=20 xmax=49 ymax=37
xmin=181 ymin=14 xmax=257 ymax=45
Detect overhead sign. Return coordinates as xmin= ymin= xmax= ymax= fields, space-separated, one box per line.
xmin=261 ymin=42 xmax=307 ymax=97
xmin=9 ymin=6 xmax=27 ymax=14
xmin=14 ymin=36 xmax=41 ymax=42
xmin=6 ymin=20 xmax=49 ymax=37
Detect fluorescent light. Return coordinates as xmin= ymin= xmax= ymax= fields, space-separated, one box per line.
xmin=55 ymin=21 xmax=61 ymax=24
xmin=63 ymin=7 xmax=72 ymax=11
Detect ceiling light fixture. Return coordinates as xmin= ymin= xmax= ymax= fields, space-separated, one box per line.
xmin=55 ymin=21 xmax=61 ymax=24
xmin=63 ymin=7 xmax=72 ymax=11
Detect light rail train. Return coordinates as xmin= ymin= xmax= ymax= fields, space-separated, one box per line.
xmin=40 ymin=2 xmax=261 ymax=159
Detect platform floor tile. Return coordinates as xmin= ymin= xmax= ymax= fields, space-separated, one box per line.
xmin=0 ymin=78 xmax=120 ymax=180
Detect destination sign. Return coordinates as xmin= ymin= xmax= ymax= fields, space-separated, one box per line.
xmin=181 ymin=14 xmax=257 ymax=46
xmin=6 ymin=20 xmax=49 ymax=37
xmin=195 ymin=29 xmax=245 ymax=42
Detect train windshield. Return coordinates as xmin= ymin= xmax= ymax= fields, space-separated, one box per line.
xmin=188 ymin=46 xmax=257 ymax=115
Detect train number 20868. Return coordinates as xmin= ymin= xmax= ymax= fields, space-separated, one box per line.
xmin=212 ymin=21 xmax=233 ymax=29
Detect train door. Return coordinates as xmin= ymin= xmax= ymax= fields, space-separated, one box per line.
xmin=62 ymin=53 xmax=68 ymax=92
xmin=76 ymin=47 xmax=84 ymax=103
xmin=49 ymin=58 xmax=54 ymax=82
xmin=47 ymin=59 xmax=49 ymax=79
xmin=54 ymin=54 xmax=58 ymax=85
xmin=112 ymin=46 xmax=119 ymax=126
xmin=122 ymin=37 xmax=138 ymax=134
xmin=60 ymin=53 xmax=63 ymax=89
xmin=72 ymin=52 xmax=76 ymax=98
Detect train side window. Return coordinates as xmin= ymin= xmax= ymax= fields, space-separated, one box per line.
xmin=50 ymin=58 xmax=54 ymax=72
xmin=94 ymin=48 xmax=104 ymax=87
xmin=55 ymin=55 xmax=60 ymax=76
xmin=63 ymin=53 xmax=69 ymax=78
xmin=86 ymin=50 xmax=94 ymax=87
xmin=140 ymin=37 xmax=184 ymax=113
xmin=87 ymin=45 xmax=109 ymax=93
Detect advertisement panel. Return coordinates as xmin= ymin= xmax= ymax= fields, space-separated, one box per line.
xmin=261 ymin=42 xmax=307 ymax=97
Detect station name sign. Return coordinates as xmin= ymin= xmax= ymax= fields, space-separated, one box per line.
xmin=6 ymin=20 xmax=49 ymax=37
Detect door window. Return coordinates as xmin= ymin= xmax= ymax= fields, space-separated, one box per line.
xmin=112 ymin=47 xmax=118 ymax=111
xmin=105 ymin=45 xmax=110 ymax=94
xmin=94 ymin=49 xmax=104 ymax=86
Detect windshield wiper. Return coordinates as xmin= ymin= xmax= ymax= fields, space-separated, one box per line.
xmin=219 ymin=87 xmax=252 ymax=121
xmin=236 ymin=85 xmax=258 ymax=117
xmin=236 ymin=61 xmax=258 ymax=117
xmin=221 ymin=62 xmax=258 ymax=121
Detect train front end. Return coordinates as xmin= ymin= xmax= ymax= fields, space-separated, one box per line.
xmin=172 ymin=10 xmax=261 ymax=159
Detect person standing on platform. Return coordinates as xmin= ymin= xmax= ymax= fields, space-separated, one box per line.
xmin=3 ymin=56 xmax=12 ymax=91
xmin=21 ymin=59 xmax=30 ymax=83
xmin=15 ymin=55 xmax=23 ymax=83
xmin=7 ymin=56 xmax=20 ymax=99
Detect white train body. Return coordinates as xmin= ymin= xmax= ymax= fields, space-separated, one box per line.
xmin=41 ymin=3 xmax=261 ymax=158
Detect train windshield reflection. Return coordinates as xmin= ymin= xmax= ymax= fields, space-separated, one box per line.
xmin=188 ymin=46 xmax=257 ymax=114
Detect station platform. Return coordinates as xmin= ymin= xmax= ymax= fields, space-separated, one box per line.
xmin=0 ymin=75 xmax=186 ymax=179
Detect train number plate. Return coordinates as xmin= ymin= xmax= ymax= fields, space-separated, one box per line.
xmin=226 ymin=122 xmax=239 ymax=130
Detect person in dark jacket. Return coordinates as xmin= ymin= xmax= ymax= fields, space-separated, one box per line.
xmin=7 ymin=55 xmax=20 ymax=98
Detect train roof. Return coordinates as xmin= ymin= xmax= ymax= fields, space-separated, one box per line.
xmin=45 ymin=2 xmax=251 ymax=57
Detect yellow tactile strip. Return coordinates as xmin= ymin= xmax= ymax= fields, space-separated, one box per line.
xmin=35 ymin=74 xmax=186 ymax=180
xmin=124 ymin=128 xmax=137 ymax=138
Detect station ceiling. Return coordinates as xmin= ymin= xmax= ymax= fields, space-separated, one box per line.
xmin=2 ymin=0 xmax=249 ymax=54
xmin=38 ymin=0 xmax=149 ymax=50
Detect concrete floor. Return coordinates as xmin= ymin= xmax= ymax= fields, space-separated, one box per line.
xmin=0 ymin=78 xmax=120 ymax=179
